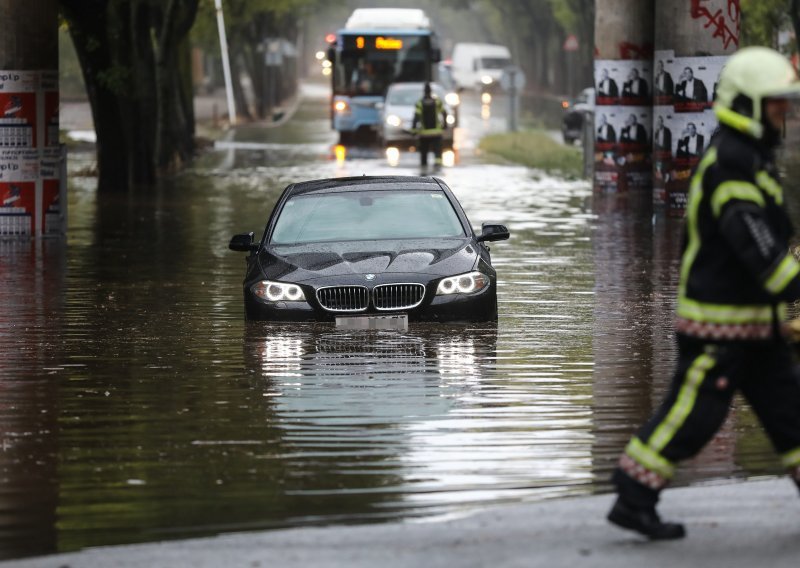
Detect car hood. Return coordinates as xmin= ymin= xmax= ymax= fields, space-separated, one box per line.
xmin=258 ymin=238 xmax=478 ymax=283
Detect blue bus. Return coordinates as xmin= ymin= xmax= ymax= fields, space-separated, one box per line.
xmin=328 ymin=8 xmax=440 ymax=144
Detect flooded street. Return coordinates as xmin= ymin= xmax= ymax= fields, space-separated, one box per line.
xmin=0 ymin=84 xmax=784 ymax=560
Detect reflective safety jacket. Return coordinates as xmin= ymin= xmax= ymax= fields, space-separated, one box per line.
xmin=413 ymin=96 xmax=447 ymax=137
xmin=676 ymin=126 xmax=800 ymax=341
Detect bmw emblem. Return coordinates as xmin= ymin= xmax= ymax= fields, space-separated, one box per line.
xmin=365 ymin=274 xmax=376 ymax=281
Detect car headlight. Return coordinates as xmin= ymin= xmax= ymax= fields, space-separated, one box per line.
xmin=385 ymin=114 xmax=402 ymax=127
xmin=446 ymin=114 xmax=455 ymax=126
xmin=436 ymin=271 xmax=490 ymax=295
xmin=334 ymin=100 xmax=350 ymax=114
xmin=252 ymin=280 xmax=306 ymax=302
xmin=481 ymin=75 xmax=494 ymax=85
xmin=445 ymin=92 xmax=460 ymax=106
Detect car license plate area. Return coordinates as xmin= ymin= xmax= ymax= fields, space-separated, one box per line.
xmin=335 ymin=314 xmax=408 ymax=331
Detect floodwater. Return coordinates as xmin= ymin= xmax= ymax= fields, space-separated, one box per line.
xmin=0 ymin=84 xmax=788 ymax=560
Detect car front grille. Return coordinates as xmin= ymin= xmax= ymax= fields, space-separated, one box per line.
xmin=316 ymin=286 xmax=369 ymax=312
xmin=315 ymin=283 xmax=426 ymax=312
xmin=373 ymin=283 xmax=425 ymax=311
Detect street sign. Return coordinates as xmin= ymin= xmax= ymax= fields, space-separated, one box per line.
xmin=500 ymin=66 xmax=526 ymax=91
xmin=564 ymin=34 xmax=579 ymax=52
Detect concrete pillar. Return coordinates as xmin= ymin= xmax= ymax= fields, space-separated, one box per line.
xmin=652 ymin=0 xmax=739 ymax=215
xmin=593 ymin=1 xmax=655 ymax=194
xmin=0 ymin=0 xmax=60 ymax=237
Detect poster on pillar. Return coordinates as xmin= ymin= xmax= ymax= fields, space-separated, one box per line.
xmin=0 ymin=148 xmax=38 ymax=235
xmin=0 ymin=70 xmax=64 ymax=236
xmin=41 ymin=71 xmax=59 ymax=148
xmin=594 ymin=106 xmax=652 ymax=193
xmin=0 ymin=71 xmax=38 ymax=149
xmin=652 ymin=51 xmax=728 ymax=212
xmin=654 ymin=50 xmax=726 ymax=113
xmin=40 ymin=146 xmax=62 ymax=235
xmin=595 ymin=60 xmax=652 ymax=107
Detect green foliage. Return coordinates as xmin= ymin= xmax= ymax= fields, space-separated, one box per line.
xmin=741 ymin=0 xmax=790 ymax=48
xmin=479 ymin=130 xmax=583 ymax=179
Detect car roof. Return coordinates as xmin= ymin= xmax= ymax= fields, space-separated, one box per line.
xmin=285 ymin=176 xmax=448 ymax=197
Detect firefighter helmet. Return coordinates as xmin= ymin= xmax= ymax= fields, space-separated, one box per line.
xmin=714 ymin=46 xmax=800 ymax=140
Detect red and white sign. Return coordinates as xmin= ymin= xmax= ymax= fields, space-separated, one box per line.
xmin=564 ymin=35 xmax=579 ymax=52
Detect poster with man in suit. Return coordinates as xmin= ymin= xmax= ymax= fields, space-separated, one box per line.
xmin=596 ymin=113 xmax=617 ymax=143
xmin=620 ymin=113 xmax=648 ymax=146
xmin=675 ymin=66 xmax=708 ymax=103
xmin=595 ymin=67 xmax=620 ymax=104
xmin=653 ymin=114 xmax=673 ymax=154
xmin=676 ymin=122 xmax=705 ymax=158
xmin=654 ymin=59 xmax=674 ymax=104
xmin=621 ymin=67 xmax=649 ymax=104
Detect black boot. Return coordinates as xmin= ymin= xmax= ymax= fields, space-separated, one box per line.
xmin=608 ymin=467 xmax=685 ymax=540
xmin=607 ymin=497 xmax=686 ymax=540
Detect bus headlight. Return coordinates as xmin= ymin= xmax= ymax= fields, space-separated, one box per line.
xmin=334 ymin=100 xmax=350 ymax=113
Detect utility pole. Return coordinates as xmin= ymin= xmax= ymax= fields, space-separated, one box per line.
xmin=653 ymin=0 xmax=739 ymax=215
xmin=593 ymin=1 xmax=655 ymax=195
xmin=0 ymin=0 xmax=60 ymax=237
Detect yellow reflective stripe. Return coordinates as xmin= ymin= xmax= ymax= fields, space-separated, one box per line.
xmin=756 ymin=170 xmax=784 ymax=205
xmin=649 ymin=352 xmax=717 ymax=453
xmin=676 ymin=297 xmax=774 ymax=324
xmin=781 ymin=447 xmax=800 ymax=468
xmin=765 ymin=253 xmax=800 ymax=295
xmin=679 ymin=149 xmax=718 ymax=293
xmin=710 ymin=181 xmax=765 ymax=218
xmin=625 ymin=437 xmax=675 ymax=479
xmin=714 ymin=105 xmax=764 ymax=138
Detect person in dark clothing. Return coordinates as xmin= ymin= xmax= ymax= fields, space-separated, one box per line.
xmin=412 ymin=83 xmax=448 ymax=168
xmin=607 ymin=46 xmax=800 ymax=540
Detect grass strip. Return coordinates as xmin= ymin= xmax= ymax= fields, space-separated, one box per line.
xmin=478 ymin=130 xmax=584 ymax=179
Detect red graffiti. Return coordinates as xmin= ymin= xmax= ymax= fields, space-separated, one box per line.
xmin=691 ymin=0 xmax=740 ymax=50
xmin=618 ymin=42 xmax=654 ymax=61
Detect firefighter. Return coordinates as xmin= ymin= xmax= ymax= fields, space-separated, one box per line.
xmin=412 ymin=83 xmax=448 ymax=169
xmin=607 ymin=46 xmax=800 ymax=540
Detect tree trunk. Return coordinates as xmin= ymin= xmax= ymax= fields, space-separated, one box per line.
xmin=60 ymin=0 xmax=198 ymax=192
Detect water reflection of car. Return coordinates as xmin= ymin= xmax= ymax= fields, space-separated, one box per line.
xmin=378 ymin=82 xmax=459 ymax=149
xmin=561 ymin=87 xmax=595 ymax=145
xmin=229 ymin=176 xmax=510 ymax=324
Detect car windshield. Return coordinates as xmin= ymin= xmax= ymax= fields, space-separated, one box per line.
xmin=386 ymin=85 xmax=446 ymax=106
xmin=480 ymin=57 xmax=510 ymax=70
xmin=270 ymin=190 xmax=466 ymax=245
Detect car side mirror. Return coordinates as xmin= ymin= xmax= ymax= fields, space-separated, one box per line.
xmin=229 ymin=232 xmax=258 ymax=252
xmin=477 ymin=223 xmax=510 ymax=243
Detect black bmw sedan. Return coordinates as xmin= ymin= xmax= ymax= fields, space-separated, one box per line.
xmin=229 ymin=176 xmax=509 ymax=326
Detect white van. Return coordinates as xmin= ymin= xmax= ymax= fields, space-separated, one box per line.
xmin=450 ymin=43 xmax=512 ymax=91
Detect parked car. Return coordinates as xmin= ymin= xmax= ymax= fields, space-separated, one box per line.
xmin=561 ymin=87 xmax=595 ymax=145
xmin=229 ymin=176 xmax=510 ymax=324
xmin=378 ymin=82 xmax=459 ymax=149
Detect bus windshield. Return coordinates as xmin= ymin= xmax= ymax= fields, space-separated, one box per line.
xmin=334 ymin=34 xmax=431 ymax=97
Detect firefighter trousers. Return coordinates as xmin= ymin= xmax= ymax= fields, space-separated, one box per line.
xmin=418 ymin=135 xmax=442 ymax=166
xmin=614 ymin=335 xmax=800 ymax=508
